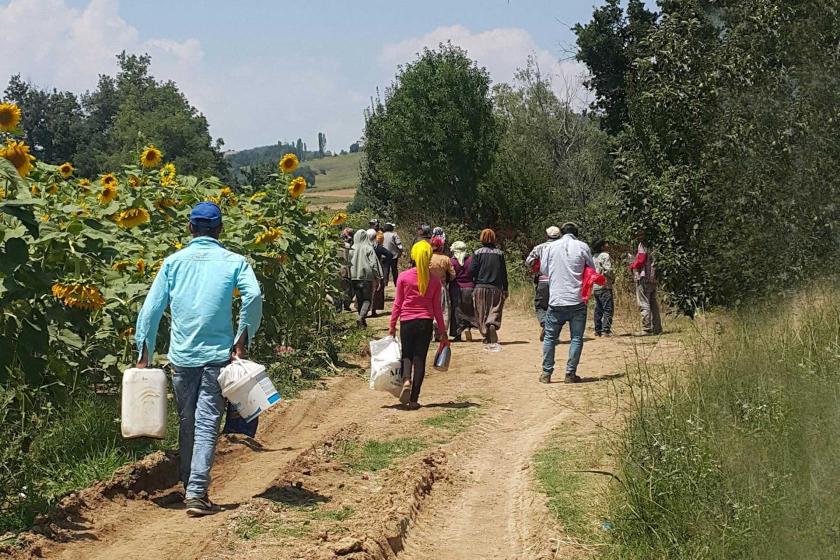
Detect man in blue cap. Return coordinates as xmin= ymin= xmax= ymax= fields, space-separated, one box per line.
xmin=135 ymin=202 xmax=263 ymax=516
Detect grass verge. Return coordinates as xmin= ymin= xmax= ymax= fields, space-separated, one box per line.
xmin=338 ymin=437 xmax=427 ymax=472
xmin=607 ymin=288 xmax=840 ymax=559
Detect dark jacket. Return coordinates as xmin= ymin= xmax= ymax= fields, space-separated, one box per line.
xmin=470 ymin=246 xmax=508 ymax=291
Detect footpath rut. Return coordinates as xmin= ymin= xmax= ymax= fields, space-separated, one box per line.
xmin=12 ymin=302 xmax=681 ymax=560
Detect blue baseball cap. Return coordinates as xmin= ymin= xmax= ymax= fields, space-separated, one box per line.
xmin=189 ymin=202 xmax=222 ymax=228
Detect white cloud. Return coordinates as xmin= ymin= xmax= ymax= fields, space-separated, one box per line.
xmin=381 ymin=25 xmax=592 ymax=108
xmin=0 ymin=0 xmax=367 ymax=150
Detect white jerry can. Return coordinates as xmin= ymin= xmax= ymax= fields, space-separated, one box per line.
xmin=121 ymin=368 xmax=168 ymax=439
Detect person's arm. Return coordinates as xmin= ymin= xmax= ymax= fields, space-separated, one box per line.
xmin=388 ymin=275 xmax=404 ymax=336
xmin=446 ymin=259 xmax=456 ymax=282
xmin=233 ymin=260 xmax=263 ymax=358
xmin=629 ymin=244 xmax=647 ymax=271
xmin=602 ymin=254 xmax=614 ymax=279
xmin=394 ymin=232 xmax=404 ymax=254
xmin=500 ymin=254 xmax=509 ymax=294
xmin=525 ymin=245 xmax=541 ymax=271
xmin=469 ymin=252 xmax=480 ymax=280
xmin=134 ymin=261 xmax=171 ymax=367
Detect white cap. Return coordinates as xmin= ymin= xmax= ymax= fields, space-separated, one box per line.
xmin=546 ymin=226 xmax=561 ymax=239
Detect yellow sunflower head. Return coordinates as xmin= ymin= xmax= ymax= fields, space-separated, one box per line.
xmin=329 ymin=212 xmax=348 ymax=226
xmin=115 ymin=207 xmax=151 ymax=229
xmin=97 ymin=184 xmax=118 ymax=205
xmin=140 ymin=145 xmax=163 ymax=168
xmin=254 ymin=227 xmax=284 ymax=245
xmin=160 ymin=163 xmax=177 ymax=186
xmin=101 ymin=173 xmax=118 ymax=188
xmin=0 ymin=101 xmax=22 ymax=132
xmin=58 ymin=162 xmax=74 ymax=179
xmin=111 ymin=260 xmax=131 ymax=272
xmin=128 ymin=175 xmax=141 ymax=188
xmin=288 ymin=176 xmax=307 ymax=198
xmin=0 ymin=140 xmax=36 ymax=177
xmin=278 ymin=153 xmax=299 ymax=174
xmin=79 ymin=178 xmax=91 ymax=188
xmin=136 ymin=259 xmax=146 ymax=274
xmin=50 ymin=282 xmax=105 ymax=311
xmin=248 ymin=191 xmax=267 ymax=203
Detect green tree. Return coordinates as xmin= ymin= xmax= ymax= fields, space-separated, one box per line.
xmin=356 ymin=43 xmax=498 ymax=222
xmin=574 ymin=0 xmax=657 ymax=134
xmin=4 ymin=52 xmax=228 ymax=179
xmin=615 ymin=0 xmax=840 ymax=313
xmin=479 ymin=59 xmax=616 ymax=241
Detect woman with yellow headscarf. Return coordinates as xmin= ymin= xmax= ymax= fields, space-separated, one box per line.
xmin=388 ymin=241 xmax=450 ymax=409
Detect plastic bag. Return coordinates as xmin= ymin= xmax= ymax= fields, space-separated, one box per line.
xmin=369 ymin=336 xmax=403 ymax=397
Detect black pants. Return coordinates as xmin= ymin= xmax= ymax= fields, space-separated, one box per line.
xmin=389 ymin=257 xmax=400 ymax=285
xmin=400 ymin=319 xmax=433 ymax=403
xmin=594 ymin=289 xmax=614 ymax=334
xmin=534 ymin=280 xmax=550 ymax=326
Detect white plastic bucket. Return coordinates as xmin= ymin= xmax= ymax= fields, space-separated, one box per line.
xmin=121 ymin=368 xmax=168 ymax=439
xmin=220 ymin=360 xmax=280 ymax=423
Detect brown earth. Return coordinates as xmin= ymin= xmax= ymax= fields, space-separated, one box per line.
xmin=5 ymin=297 xmax=685 ymax=560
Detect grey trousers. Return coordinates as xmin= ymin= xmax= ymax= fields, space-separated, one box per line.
xmin=636 ymin=282 xmax=662 ymax=334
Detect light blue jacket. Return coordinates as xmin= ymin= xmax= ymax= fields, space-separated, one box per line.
xmin=135 ymin=236 xmax=263 ymax=367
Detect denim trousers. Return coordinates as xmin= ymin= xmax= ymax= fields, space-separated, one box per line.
xmin=593 ymin=289 xmax=614 ymax=334
xmin=172 ymin=361 xmax=227 ymax=499
xmin=542 ymin=303 xmax=587 ymax=378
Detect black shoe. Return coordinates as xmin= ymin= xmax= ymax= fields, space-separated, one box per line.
xmin=564 ymin=374 xmax=582 ymax=384
xmin=539 ymin=375 xmax=551 ymax=384
xmin=185 ymin=496 xmax=222 ymax=517
xmin=451 ymin=334 xmax=462 ymax=342
xmin=405 ymin=402 xmax=421 ymax=411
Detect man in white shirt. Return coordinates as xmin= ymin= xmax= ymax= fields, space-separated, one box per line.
xmin=539 ymin=222 xmax=595 ymax=383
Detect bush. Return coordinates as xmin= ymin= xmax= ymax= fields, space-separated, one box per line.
xmin=608 ymin=284 xmax=840 ymax=558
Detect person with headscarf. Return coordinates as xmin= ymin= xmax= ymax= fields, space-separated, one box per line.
xmin=432 ymin=226 xmax=447 ymax=251
xmin=350 ymin=229 xmax=382 ymax=327
xmin=526 ymin=226 xmax=562 ymax=340
xmin=449 ymin=240 xmax=476 ymax=341
xmin=429 ymin=236 xmax=456 ymax=341
xmin=336 ymin=227 xmax=355 ymax=312
xmin=372 ymin=231 xmax=393 ymax=314
xmin=388 ymin=242 xmax=449 ymax=409
xmin=470 ymin=229 xmax=508 ymax=346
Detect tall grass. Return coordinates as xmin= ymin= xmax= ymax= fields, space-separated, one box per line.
xmin=607 ymin=286 xmax=840 ymax=558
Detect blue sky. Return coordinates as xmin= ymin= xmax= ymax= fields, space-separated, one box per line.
xmin=2 ymin=0 xmax=656 ymax=151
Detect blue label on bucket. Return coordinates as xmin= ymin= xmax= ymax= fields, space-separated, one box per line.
xmin=267 ymin=392 xmax=280 ymax=404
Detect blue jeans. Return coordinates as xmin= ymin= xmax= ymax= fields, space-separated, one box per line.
xmin=594 ymin=289 xmax=614 ymax=334
xmin=542 ymin=303 xmax=587 ymax=378
xmin=172 ymin=361 xmax=227 ymax=499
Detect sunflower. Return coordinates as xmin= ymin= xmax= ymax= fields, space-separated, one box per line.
xmin=30 ymin=185 xmax=40 ymax=196
xmin=136 ymin=259 xmax=146 ymax=274
xmin=0 ymin=187 xmax=5 ymax=199
xmin=120 ymin=327 xmax=135 ymax=339
xmin=98 ymin=184 xmax=118 ymax=205
xmin=329 ymin=212 xmax=348 ymax=226
xmin=278 ymin=153 xmax=299 ymax=174
xmin=111 ymin=260 xmax=131 ymax=272
xmin=115 ymin=207 xmax=151 ymax=228
xmin=248 ymin=191 xmax=267 ymax=203
xmin=254 ymin=227 xmax=284 ymax=245
xmin=0 ymin=140 xmax=35 ymax=177
xmin=140 ymin=145 xmax=163 ymax=168
xmin=174 ymin=241 xmax=183 ymax=250
xmin=288 ymin=176 xmax=307 ymax=198
xmin=160 ymin=163 xmax=176 ymax=186
xmin=58 ymin=162 xmax=74 ymax=178
xmin=154 ymin=197 xmax=178 ymax=211
xmin=220 ymin=186 xmax=233 ymax=197
xmin=51 ymin=282 xmax=106 ymax=311
xmin=40 ymin=214 xmax=50 ymax=222
xmin=128 ymin=175 xmax=141 ymax=188
xmin=101 ymin=173 xmax=118 ymax=188
xmin=78 ymin=178 xmax=91 ymax=192
xmin=0 ymin=101 xmax=21 ymax=132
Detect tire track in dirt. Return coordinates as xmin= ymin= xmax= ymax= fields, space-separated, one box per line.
xmin=9 ymin=302 xmax=682 ymax=560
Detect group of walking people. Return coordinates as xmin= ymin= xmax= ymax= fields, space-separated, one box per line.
xmin=528 ymin=223 xmax=662 ymax=384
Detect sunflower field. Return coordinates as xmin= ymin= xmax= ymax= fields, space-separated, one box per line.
xmin=0 ymin=102 xmax=344 ymax=531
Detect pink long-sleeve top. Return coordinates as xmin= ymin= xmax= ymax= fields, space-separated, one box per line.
xmin=389 ymin=267 xmax=447 ymax=335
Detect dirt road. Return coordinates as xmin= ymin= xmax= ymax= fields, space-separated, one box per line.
xmin=13 ymin=303 xmax=681 ymax=560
